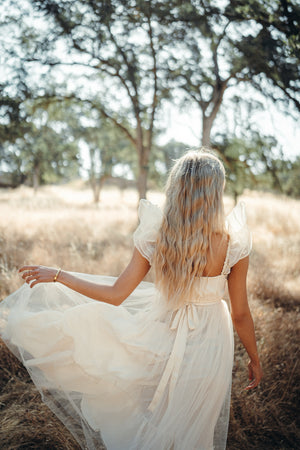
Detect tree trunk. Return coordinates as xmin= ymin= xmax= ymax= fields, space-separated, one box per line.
xmin=233 ymin=190 xmax=239 ymax=205
xmin=201 ymin=81 xmax=228 ymax=148
xmin=92 ymin=182 xmax=101 ymax=203
xmin=137 ymin=165 xmax=148 ymax=200
xmin=91 ymin=175 xmax=109 ymax=203
xmin=202 ymin=115 xmax=214 ymax=147
xmin=33 ymin=165 xmax=39 ymax=194
xmin=136 ymin=124 xmax=149 ymax=200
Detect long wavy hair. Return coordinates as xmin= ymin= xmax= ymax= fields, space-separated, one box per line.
xmin=152 ymin=150 xmax=226 ymax=308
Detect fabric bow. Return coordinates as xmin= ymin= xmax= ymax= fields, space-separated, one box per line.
xmin=148 ymin=304 xmax=199 ymax=413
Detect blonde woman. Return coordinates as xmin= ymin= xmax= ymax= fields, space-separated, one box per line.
xmin=0 ymin=150 xmax=262 ymax=450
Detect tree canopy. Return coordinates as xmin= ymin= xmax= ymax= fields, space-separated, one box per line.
xmin=0 ymin=0 xmax=299 ymax=198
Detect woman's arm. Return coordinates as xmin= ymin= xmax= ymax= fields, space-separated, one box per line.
xmin=228 ymin=256 xmax=263 ymax=390
xmin=19 ymin=248 xmax=151 ymax=306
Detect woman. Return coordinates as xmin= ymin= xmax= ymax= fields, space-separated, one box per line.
xmin=0 ymin=150 xmax=262 ymax=450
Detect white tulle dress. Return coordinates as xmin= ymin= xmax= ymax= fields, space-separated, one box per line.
xmin=0 ymin=200 xmax=251 ymax=450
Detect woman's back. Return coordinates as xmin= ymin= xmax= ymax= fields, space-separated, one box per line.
xmin=202 ymin=233 xmax=229 ymax=277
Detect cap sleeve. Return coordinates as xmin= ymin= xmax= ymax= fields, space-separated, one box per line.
xmin=224 ymin=202 xmax=252 ymax=275
xmin=133 ymin=199 xmax=163 ymax=262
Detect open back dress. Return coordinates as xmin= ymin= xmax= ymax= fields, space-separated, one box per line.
xmin=0 ymin=200 xmax=251 ymax=450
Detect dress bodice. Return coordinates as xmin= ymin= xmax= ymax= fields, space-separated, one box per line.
xmin=133 ymin=198 xmax=252 ymax=299
xmin=190 ymin=275 xmax=227 ymax=304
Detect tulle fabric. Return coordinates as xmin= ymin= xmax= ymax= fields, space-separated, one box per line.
xmin=0 ymin=201 xmax=251 ymax=450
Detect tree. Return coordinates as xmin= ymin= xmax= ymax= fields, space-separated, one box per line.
xmin=1 ymin=0 xmax=299 ymax=199
xmin=2 ymin=99 xmax=79 ymax=191
xmin=212 ymin=91 xmax=288 ymax=200
xmin=78 ymin=120 xmax=137 ymax=203
xmin=281 ymin=156 xmax=300 ymax=198
xmin=161 ymin=0 xmax=300 ymax=146
xmin=155 ymin=139 xmax=190 ymax=175
xmin=23 ymin=0 xmax=172 ymax=199
xmin=213 ymin=131 xmax=287 ymax=202
xmin=225 ymin=0 xmax=300 ymax=112
xmin=0 ymin=0 xmax=43 ymax=147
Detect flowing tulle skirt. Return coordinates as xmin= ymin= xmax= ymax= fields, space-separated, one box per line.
xmin=0 ymin=274 xmax=234 ymax=450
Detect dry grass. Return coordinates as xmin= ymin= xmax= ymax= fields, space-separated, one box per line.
xmin=0 ymin=184 xmax=299 ymax=449
xmin=0 ymin=345 xmax=81 ymax=450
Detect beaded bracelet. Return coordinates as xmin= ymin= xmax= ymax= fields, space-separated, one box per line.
xmin=53 ymin=268 xmax=62 ymax=282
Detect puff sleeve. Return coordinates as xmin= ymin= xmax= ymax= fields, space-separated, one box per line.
xmin=133 ymin=199 xmax=163 ymax=263
xmin=223 ymin=202 xmax=252 ymax=275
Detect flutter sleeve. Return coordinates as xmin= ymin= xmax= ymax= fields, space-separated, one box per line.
xmin=224 ymin=202 xmax=252 ymax=275
xmin=133 ymin=199 xmax=163 ymax=263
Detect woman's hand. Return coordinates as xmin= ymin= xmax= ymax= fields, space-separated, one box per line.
xmin=245 ymin=359 xmax=263 ymax=390
xmin=19 ymin=265 xmax=58 ymax=288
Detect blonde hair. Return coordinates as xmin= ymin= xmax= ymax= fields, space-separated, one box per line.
xmin=152 ymin=150 xmax=226 ymax=308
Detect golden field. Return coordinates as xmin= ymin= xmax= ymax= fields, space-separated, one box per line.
xmin=0 ymin=184 xmax=299 ymax=449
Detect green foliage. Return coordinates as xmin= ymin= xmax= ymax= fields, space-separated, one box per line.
xmin=2 ymin=99 xmax=80 ymax=188
xmin=158 ymin=139 xmax=190 ymax=171
xmin=213 ymin=131 xmax=293 ymax=200
xmin=224 ymin=0 xmax=300 ymax=111
xmin=280 ymin=156 xmax=300 ymax=198
xmin=78 ymin=118 xmax=137 ymax=202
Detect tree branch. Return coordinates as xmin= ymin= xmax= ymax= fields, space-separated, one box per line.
xmin=107 ymin=28 xmax=139 ymax=101
xmin=212 ymin=22 xmax=230 ymax=87
xmin=207 ymin=80 xmax=228 ymax=121
xmin=25 ymin=56 xmax=140 ymax=109
xmin=146 ymin=12 xmax=158 ymax=152
xmin=97 ymin=107 xmax=137 ymax=146
xmin=31 ymin=94 xmax=137 ymax=146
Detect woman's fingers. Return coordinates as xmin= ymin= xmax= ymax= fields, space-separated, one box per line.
xmin=30 ymin=280 xmax=42 ymax=288
xmin=19 ymin=266 xmax=43 ymax=286
xmin=19 ymin=265 xmax=38 ymax=273
xmin=21 ymin=271 xmax=39 ymax=281
xmin=245 ymin=378 xmax=259 ymax=390
xmin=24 ymin=274 xmax=40 ymax=283
xmin=19 ymin=265 xmax=57 ymax=287
xmin=245 ymin=360 xmax=263 ymax=390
